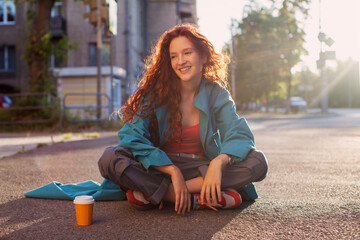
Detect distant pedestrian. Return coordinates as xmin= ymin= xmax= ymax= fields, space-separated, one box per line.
xmin=98 ymin=24 xmax=268 ymax=215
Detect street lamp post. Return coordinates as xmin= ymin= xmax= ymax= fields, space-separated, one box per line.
xmin=96 ymin=0 xmax=102 ymax=120
xmin=317 ymin=0 xmax=335 ymax=113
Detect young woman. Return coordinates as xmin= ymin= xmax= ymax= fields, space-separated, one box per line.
xmin=98 ymin=24 xmax=268 ymax=215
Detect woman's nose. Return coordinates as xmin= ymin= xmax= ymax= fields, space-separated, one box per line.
xmin=178 ymin=54 xmax=186 ymax=65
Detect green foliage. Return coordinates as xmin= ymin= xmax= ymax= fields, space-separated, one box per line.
xmin=0 ymin=95 xmax=56 ymax=123
xmin=17 ymin=0 xmax=78 ymax=93
xmin=17 ymin=145 xmax=25 ymax=154
xmin=54 ymin=37 xmax=78 ymax=67
xmin=0 ymin=105 xmax=59 ymax=133
xmin=0 ymin=101 xmax=124 ymax=133
xmin=25 ymin=7 xmax=37 ymax=23
xmin=4 ymin=0 xmax=77 ymax=126
xmin=230 ymin=0 xmax=311 ymax=110
xmin=23 ymin=31 xmax=77 ymax=93
xmin=292 ymin=67 xmax=321 ymax=107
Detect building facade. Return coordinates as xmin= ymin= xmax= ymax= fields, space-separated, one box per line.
xmin=0 ymin=0 xmax=197 ymax=116
xmin=0 ymin=0 xmax=27 ymax=93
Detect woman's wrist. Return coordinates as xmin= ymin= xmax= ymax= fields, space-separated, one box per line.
xmin=212 ymin=154 xmax=231 ymax=168
xmin=152 ymin=164 xmax=179 ymax=176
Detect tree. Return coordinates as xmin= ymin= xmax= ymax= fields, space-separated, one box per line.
xmin=30 ymin=0 xmax=56 ymax=93
xmin=230 ymin=0 xmax=310 ymax=111
xmin=275 ymin=0 xmax=310 ymax=112
xmin=16 ymin=0 xmax=75 ymax=93
xmin=233 ymin=9 xmax=285 ymax=108
xmin=5 ymin=0 xmax=76 ymax=124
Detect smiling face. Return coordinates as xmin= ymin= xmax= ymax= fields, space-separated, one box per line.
xmin=169 ymin=36 xmax=206 ymax=85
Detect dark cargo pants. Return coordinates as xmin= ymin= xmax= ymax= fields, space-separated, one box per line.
xmin=98 ymin=146 xmax=268 ymax=205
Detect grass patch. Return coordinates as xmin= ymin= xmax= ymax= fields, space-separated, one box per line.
xmin=82 ymin=132 xmax=100 ymax=138
xmin=61 ymin=133 xmax=73 ymax=140
xmin=17 ymin=145 xmax=25 ymax=154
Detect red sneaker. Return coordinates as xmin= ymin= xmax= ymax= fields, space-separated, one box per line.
xmin=220 ymin=189 xmax=242 ymax=209
xmin=193 ymin=189 xmax=242 ymax=210
xmin=126 ymin=190 xmax=155 ymax=210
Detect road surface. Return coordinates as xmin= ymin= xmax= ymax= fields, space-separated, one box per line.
xmin=0 ymin=109 xmax=359 ymax=239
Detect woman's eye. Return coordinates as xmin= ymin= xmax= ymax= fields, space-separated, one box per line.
xmin=185 ymin=51 xmax=192 ymax=55
xmin=170 ymin=55 xmax=176 ymax=59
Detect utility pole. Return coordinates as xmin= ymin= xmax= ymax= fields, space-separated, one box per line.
xmin=317 ymin=0 xmax=335 ymax=113
xmin=96 ymin=0 xmax=102 ymax=120
xmin=84 ymin=0 xmax=110 ymax=120
xmin=319 ymin=0 xmax=327 ymax=113
xmin=110 ymin=34 xmax=114 ymax=117
xmin=108 ymin=0 xmax=117 ymax=118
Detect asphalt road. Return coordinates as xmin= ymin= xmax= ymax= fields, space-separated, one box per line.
xmin=0 ymin=109 xmax=359 ymax=239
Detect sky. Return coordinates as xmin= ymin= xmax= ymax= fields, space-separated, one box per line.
xmin=197 ymin=0 xmax=360 ymax=72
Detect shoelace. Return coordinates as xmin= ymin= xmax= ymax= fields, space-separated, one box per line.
xmin=195 ymin=200 xmax=222 ymax=212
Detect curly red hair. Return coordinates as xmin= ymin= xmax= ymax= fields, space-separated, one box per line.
xmin=121 ymin=24 xmax=229 ymax=142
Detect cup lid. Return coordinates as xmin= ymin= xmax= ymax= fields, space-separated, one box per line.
xmin=73 ymin=195 xmax=95 ymax=204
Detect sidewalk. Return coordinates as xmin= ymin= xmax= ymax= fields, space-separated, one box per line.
xmin=0 ymin=131 xmax=117 ymax=159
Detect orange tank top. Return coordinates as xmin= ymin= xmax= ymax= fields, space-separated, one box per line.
xmin=161 ymin=124 xmax=204 ymax=158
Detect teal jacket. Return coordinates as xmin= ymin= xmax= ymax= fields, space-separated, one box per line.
xmin=118 ymin=79 xmax=258 ymax=200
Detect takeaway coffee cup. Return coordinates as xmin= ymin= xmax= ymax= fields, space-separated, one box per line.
xmin=73 ymin=195 xmax=95 ymax=226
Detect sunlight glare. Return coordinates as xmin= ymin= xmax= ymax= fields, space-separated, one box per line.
xmin=321 ymin=0 xmax=360 ymax=61
xmin=197 ymin=0 xmax=360 ymax=69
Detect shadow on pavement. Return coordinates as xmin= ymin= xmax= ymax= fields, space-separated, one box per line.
xmin=0 ymin=197 xmax=255 ymax=239
xmin=0 ymin=136 xmax=257 ymax=239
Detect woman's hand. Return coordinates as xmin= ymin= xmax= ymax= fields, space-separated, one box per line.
xmin=151 ymin=164 xmax=191 ymax=215
xmin=200 ymin=154 xmax=230 ymax=206
xmin=170 ymin=167 xmax=191 ymax=215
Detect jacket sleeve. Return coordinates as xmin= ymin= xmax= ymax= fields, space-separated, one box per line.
xmin=213 ymin=87 xmax=255 ymax=162
xmin=117 ymin=114 xmax=173 ymax=170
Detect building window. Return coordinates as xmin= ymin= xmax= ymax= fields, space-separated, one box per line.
xmin=51 ymin=1 xmax=62 ymax=18
xmin=88 ymin=43 xmax=110 ymax=66
xmin=0 ymin=45 xmax=15 ymax=71
xmin=0 ymin=0 xmax=16 ymax=25
xmin=50 ymin=48 xmax=64 ymax=68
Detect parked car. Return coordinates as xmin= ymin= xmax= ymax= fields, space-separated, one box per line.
xmin=290 ymin=96 xmax=307 ymax=113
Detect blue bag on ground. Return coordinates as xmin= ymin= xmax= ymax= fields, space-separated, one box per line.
xmin=24 ymin=179 xmax=126 ymax=201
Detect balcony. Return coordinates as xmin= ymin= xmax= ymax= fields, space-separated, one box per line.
xmin=50 ymin=16 xmax=67 ymax=38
